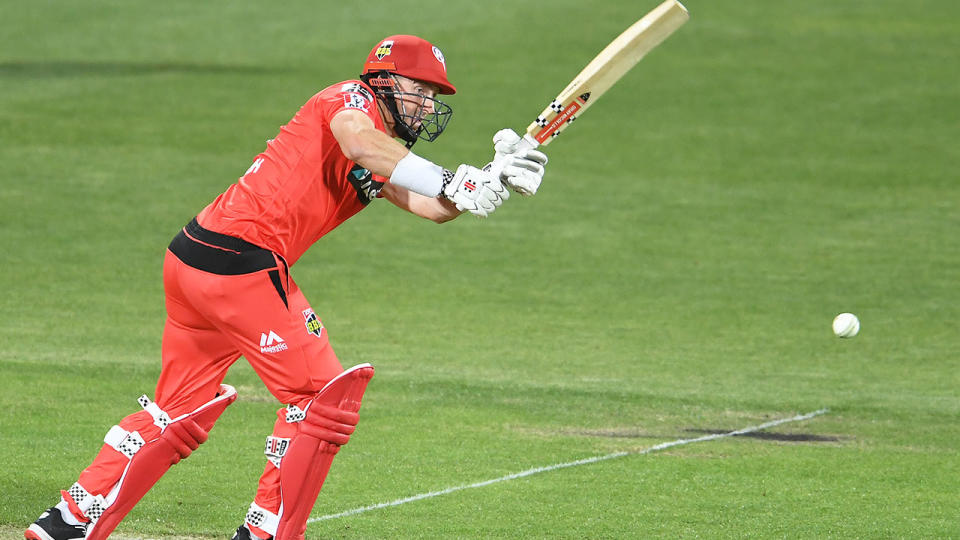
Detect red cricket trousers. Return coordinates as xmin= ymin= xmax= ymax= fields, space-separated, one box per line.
xmin=74 ymin=218 xmax=343 ymax=521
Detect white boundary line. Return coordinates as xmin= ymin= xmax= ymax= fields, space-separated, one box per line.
xmin=309 ymin=408 xmax=829 ymax=523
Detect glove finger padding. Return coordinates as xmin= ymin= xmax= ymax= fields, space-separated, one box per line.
xmin=493 ymin=130 xmax=547 ymax=165
xmin=511 ymin=148 xmax=548 ymax=166
xmin=493 ymin=128 xmax=523 ymax=154
xmin=489 ymin=128 xmax=548 ymax=196
xmin=502 ymin=170 xmax=541 ymax=197
xmin=477 ymin=190 xmax=496 ymax=213
xmin=500 ymin=154 xmax=546 ymax=196
xmin=504 ymin=157 xmax=544 ymax=175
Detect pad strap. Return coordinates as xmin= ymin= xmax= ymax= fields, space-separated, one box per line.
xmin=284 ymin=404 xmax=306 ymax=423
xmin=104 ymin=425 xmax=147 ymax=458
xmin=62 ymin=483 xmax=106 ymax=522
xmin=246 ymin=501 xmax=281 ymax=536
xmin=137 ymin=395 xmax=172 ymax=430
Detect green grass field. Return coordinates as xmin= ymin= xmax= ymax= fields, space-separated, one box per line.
xmin=2 ymin=0 xmax=958 ymax=538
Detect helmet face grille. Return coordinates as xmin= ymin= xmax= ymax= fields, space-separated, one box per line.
xmin=398 ymin=93 xmax=452 ymax=143
xmin=362 ymin=74 xmax=452 ymax=145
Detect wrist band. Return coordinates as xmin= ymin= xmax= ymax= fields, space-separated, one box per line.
xmin=390 ymin=152 xmax=444 ymax=197
xmin=440 ymin=168 xmax=456 ymax=195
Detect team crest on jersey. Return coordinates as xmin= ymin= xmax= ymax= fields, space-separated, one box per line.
xmin=340 ymin=83 xmax=373 ymax=102
xmin=343 ymin=92 xmax=370 ymax=112
xmin=302 ymin=308 xmax=324 ymax=338
xmin=375 ymin=40 xmax=394 ymax=60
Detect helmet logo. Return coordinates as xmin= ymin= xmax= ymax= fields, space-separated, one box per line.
xmin=432 ymin=46 xmax=446 ymax=71
xmin=375 ymin=40 xmax=394 ymax=60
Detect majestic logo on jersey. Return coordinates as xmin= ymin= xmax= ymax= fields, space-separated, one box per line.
xmin=375 ymin=40 xmax=394 ymax=60
xmin=302 ymin=308 xmax=324 ymax=338
xmin=347 ymin=163 xmax=384 ymax=205
xmin=259 ymin=331 xmax=287 ymax=354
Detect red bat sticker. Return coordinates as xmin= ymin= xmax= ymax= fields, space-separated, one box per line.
xmin=533 ymin=100 xmax=582 ymax=143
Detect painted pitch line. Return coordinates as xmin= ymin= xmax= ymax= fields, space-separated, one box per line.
xmin=309 ymin=408 xmax=829 ymax=523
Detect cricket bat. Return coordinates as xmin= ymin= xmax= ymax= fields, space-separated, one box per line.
xmin=522 ymin=0 xmax=689 ymax=148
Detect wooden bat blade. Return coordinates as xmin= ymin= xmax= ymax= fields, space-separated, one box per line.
xmin=525 ymin=0 xmax=689 ymax=146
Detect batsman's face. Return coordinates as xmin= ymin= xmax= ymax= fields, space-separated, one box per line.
xmin=393 ymin=76 xmax=440 ymax=127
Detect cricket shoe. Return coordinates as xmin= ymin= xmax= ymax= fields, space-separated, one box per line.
xmin=232 ymin=525 xmax=274 ymax=540
xmin=24 ymin=507 xmax=87 ymax=540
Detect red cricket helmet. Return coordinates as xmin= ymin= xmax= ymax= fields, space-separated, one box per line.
xmin=362 ymin=35 xmax=456 ymax=95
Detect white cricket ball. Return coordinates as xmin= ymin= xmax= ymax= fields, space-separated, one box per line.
xmin=832 ymin=313 xmax=860 ymax=338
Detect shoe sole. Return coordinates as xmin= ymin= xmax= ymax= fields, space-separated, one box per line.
xmin=24 ymin=524 xmax=55 ymax=540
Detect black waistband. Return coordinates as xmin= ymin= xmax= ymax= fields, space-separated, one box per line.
xmin=168 ymin=218 xmax=277 ymax=275
xmin=184 ymin=217 xmax=262 ymax=252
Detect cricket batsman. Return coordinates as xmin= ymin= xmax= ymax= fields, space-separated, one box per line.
xmin=25 ymin=34 xmax=548 ymax=540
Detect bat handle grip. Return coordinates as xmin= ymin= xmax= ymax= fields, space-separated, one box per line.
xmin=519 ymin=133 xmax=540 ymax=151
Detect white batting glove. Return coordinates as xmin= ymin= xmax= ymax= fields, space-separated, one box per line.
xmin=485 ymin=129 xmax=549 ymax=196
xmin=442 ymin=164 xmax=510 ymax=218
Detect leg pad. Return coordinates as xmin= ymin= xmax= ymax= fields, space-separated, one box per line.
xmin=298 ymin=404 xmax=359 ymax=446
xmin=275 ymin=364 xmax=373 ymax=540
xmin=84 ymin=385 xmax=237 ymax=540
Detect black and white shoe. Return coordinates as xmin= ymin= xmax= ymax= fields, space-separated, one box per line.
xmin=232 ymin=525 xmax=274 ymax=540
xmin=24 ymin=507 xmax=87 ymax=540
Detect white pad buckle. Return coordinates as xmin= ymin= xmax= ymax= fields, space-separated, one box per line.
xmin=137 ymin=394 xmax=172 ymax=430
xmin=104 ymin=425 xmax=146 ymax=459
xmin=66 ymin=482 xmax=107 ymax=521
xmin=245 ymin=501 xmax=281 ymax=536
xmin=284 ymin=404 xmax=306 ymax=423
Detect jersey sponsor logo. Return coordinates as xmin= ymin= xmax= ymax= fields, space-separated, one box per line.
xmin=259 ymin=331 xmax=287 ymax=354
xmin=346 ymin=163 xmax=384 ymax=205
xmin=302 ymin=308 xmax=324 ymax=338
xmin=343 ymin=92 xmax=370 ymax=112
xmin=375 ymin=40 xmax=394 ymax=60
xmin=340 ymin=83 xmax=373 ymax=102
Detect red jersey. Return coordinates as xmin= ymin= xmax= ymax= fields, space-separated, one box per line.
xmin=197 ymin=80 xmax=388 ymax=265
